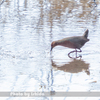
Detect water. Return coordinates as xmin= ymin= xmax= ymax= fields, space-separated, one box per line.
xmin=0 ymin=0 xmax=100 ymax=100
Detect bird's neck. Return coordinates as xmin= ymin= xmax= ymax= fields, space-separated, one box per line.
xmin=55 ymin=40 xmax=66 ymax=46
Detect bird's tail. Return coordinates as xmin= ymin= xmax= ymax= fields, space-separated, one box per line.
xmin=83 ymin=29 xmax=89 ymax=38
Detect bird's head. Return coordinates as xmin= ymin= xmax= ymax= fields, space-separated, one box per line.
xmin=50 ymin=41 xmax=57 ymax=51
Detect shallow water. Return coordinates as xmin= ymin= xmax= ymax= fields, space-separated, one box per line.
xmin=0 ymin=0 xmax=100 ymax=100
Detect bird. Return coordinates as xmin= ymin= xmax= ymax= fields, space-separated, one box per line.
xmin=50 ymin=29 xmax=89 ymax=58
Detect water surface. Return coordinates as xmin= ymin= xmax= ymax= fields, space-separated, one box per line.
xmin=0 ymin=0 xmax=100 ymax=100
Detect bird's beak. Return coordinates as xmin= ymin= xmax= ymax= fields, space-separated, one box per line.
xmin=50 ymin=47 xmax=53 ymax=52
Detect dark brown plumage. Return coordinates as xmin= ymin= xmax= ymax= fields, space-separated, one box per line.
xmin=51 ymin=29 xmax=89 ymax=58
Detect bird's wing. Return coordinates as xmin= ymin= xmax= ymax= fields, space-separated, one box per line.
xmin=67 ymin=37 xmax=86 ymax=49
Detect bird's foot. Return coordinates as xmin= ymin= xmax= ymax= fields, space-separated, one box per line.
xmin=76 ymin=55 xmax=82 ymax=59
xmin=68 ymin=49 xmax=82 ymax=59
xmin=68 ymin=54 xmax=82 ymax=59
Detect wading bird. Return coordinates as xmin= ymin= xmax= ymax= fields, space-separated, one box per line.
xmin=50 ymin=29 xmax=89 ymax=58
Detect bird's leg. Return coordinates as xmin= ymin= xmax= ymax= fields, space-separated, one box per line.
xmin=68 ymin=49 xmax=77 ymax=58
xmin=78 ymin=49 xmax=82 ymax=52
xmin=76 ymin=49 xmax=82 ymax=58
xmin=75 ymin=49 xmax=77 ymax=58
xmin=68 ymin=49 xmax=82 ymax=58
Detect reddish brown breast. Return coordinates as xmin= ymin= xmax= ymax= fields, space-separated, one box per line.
xmin=58 ymin=40 xmax=77 ymax=49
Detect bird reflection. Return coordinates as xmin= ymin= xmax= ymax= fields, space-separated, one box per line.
xmin=51 ymin=59 xmax=90 ymax=75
